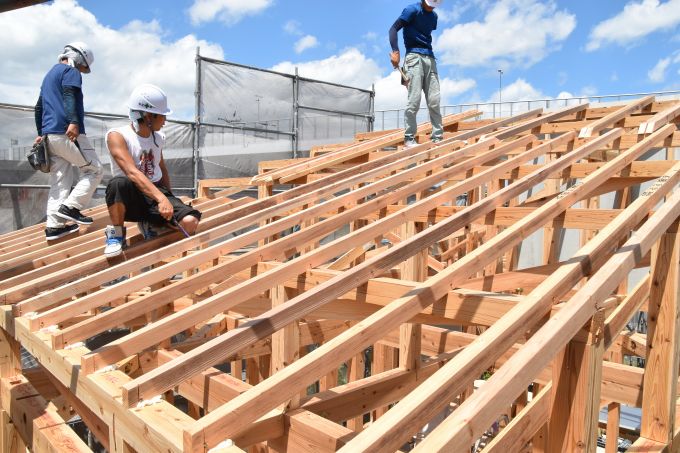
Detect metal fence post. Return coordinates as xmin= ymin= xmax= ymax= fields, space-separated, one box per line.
xmin=193 ymin=47 xmax=201 ymax=197
xmin=293 ymin=67 xmax=299 ymax=159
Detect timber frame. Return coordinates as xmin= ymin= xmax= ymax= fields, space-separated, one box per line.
xmin=1 ymin=97 xmax=680 ymax=452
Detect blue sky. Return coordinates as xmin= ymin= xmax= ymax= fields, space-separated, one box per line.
xmin=1 ymin=0 xmax=679 ymax=119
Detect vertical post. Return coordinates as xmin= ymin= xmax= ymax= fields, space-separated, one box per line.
xmin=193 ymin=47 xmax=202 ymax=197
xmin=270 ymin=284 xmax=300 ymax=411
xmin=547 ymin=311 xmax=605 ymax=452
xmin=0 ymin=315 xmax=22 ymax=453
xmin=398 ymin=221 xmax=426 ymax=372
xmin=640 ymin=221 xmax=680 ymax=444
xmin=292 ymin=67 xmax=299 ymax=159
xmin=369 ymin=83 xmax=376 ymax=133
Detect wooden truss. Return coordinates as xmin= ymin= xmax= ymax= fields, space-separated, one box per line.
xmin=1 ymin=97 xmax=680 ymax=452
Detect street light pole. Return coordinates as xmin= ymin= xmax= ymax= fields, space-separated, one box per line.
xmin=497 ymin=69 xmax=503 ymax=106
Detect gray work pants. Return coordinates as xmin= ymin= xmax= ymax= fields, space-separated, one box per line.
xmin=403 ymin=53 xmax=443 ymax=141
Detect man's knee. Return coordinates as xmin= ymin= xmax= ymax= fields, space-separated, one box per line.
xmin=86 ymin=160 xmax=104 ymax=182
xmin=179 ymin=215 xmax=199 ymax=235
xmin=105 ymin=177 xmax=133 ymax=206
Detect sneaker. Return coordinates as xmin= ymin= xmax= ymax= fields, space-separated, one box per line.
xmin=137 ymin=220 xmax=170 ymax=240
xmin=104 ymin=225 xmax=126 ymax=258
xmin=56 ymin=205 xmax=93 ymax=225
xmin=45 ymin=224 xmax=79 ymax=241
xmin=431 ymin=137 xmax=443 ymax=144
xmin=404 ymin=138 xmax=418 ymax=149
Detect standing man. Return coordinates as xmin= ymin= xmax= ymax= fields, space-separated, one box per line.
xmin=389 ymin=0 xmax=443 ymax=147
xmin=35 ymin=42 xmax=103 ymax=240
xmin=103 ymin=84 xmax=201 ymax=258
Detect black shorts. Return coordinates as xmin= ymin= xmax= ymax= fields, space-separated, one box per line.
xmin=105 ymin=176 xmax=202 ymax=225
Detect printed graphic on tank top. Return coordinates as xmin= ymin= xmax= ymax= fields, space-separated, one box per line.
xmin=139 ymin=149 xmax=155 ymax=179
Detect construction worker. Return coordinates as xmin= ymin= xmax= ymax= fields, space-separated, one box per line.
xmin=103 ymin=84 xmax=201 ymax=258
xmin=389 ymin=0 xmax=443 ymax=148
xmin=34 ymin=42 xmax=103 ymax=241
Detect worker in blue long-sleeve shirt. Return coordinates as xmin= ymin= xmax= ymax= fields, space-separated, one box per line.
xmin=389 ymin=0 xmax=443 ymax=148
xmin=34 ymin=42 xmax=103 ymax=241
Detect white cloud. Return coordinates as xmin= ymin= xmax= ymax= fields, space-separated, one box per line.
xmin=284 ymin=20 xmax=302 ymax=35
xmin=587 ymin=0 xmax=680 ymax=51
xmin=363 ymin=32 xmax=378 ymax=41
xmin=273 ymin=48 xmax=383 ymax=90
xmin=440 ymin=78 xmax=477 ymax=103
xmin=0 ymin=0 xmax=224 ymax=120
xmin=435 ymin=0 xmax=576 ymax=68
xmin=272 ymin=48 xmax=475 ymax=111
xmin=492 ymin=78 xmax=543 ymax=103
xmin=188 ymin=0 xmax=273 ymax=26
xmin=649 ymin=57 xmax=672 ymax=82
xmin=294 ymin=35 xmax=319 ymax=54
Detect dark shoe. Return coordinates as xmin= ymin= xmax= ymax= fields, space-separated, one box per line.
xmin=56 ymin=205 xmax=93 ymax=225
xmin=45 ymin=224 xmax=79 ymax=241
xmin=137 ymin=220 xmax=171 ymax=240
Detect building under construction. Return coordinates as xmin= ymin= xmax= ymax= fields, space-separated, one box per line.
xmin=1 ymin=95 xmax=680 ymax=452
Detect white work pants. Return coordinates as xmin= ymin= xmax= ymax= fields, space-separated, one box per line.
xmin=45 ymin=134 xmax=103 ymax=228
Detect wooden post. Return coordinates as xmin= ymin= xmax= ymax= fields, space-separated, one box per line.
xmin=371 ymin=344 xmax=398 ymax=419
xmin=548 ymin=312 xmax=605 ymax=452
xmin=399 ymin=221 xmax=426 ymax=373
xmin=346 ymin=346 xmax=366 ymax=432
xmin=641 ymin=221 xmax=680 ymax=444
xmin=271 ymin=284 xmax=300 ymax=411
xmin=0 ymin=325 xmax=21 ymax=453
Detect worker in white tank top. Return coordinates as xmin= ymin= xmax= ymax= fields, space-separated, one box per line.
xmin=103 ymin=84 xmax=201 ymax=257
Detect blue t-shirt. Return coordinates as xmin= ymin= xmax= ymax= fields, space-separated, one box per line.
xmin=399 ymin=3 xmax=438 ymax=57
xmin=39 ymin=64 xmax=85 ymax=135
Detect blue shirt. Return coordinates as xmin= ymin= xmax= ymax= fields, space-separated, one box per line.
xmin=399 ymin=3 xmax=437 ymax=57
xmin=39 ymin=64 xmax=85 ymax=135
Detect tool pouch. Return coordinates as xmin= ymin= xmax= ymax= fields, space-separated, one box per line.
xmin=26 ymin=135 xmax=50 ymax=173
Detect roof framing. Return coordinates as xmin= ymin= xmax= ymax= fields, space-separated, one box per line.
xmin=1 ymin=97 xmax=680 ymax=452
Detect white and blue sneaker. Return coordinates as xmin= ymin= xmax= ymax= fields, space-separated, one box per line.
xmin=104 ymin=225 xmax=126 ymax=258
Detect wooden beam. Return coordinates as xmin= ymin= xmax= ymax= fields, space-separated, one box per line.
xmin=579 ymin=95 xmax=654 ymax=138
xmin=0 ymin=375 xmax=91 ymax=453
xmin=268 ymin=409 xmax=356 ymax=452
xmin=638 ymin=100 xmax=680 ymax=134
xmin=484 ymin=383 xmax=552 ymax=452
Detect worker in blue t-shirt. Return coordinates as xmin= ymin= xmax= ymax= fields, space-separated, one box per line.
xmin=389 ymin=0 xmax=443 ymax=148
xmin=34 ymin=42 xmax=103 ymax=241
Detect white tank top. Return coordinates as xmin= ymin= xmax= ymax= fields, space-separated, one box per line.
xmin=106 ymin=125 xmax=165 ymax=183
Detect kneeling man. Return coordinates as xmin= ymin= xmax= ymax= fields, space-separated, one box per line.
xmin=104 ymin=84 xmax=201 ymax=257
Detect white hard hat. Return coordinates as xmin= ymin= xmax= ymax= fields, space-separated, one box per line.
xmin=127 ymin=84 xmax=173 ymax=116
xmin=65 ymin=42 xmax=94 ymax=73
xmin=425 ymin=0 xmax=442 ymax=7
